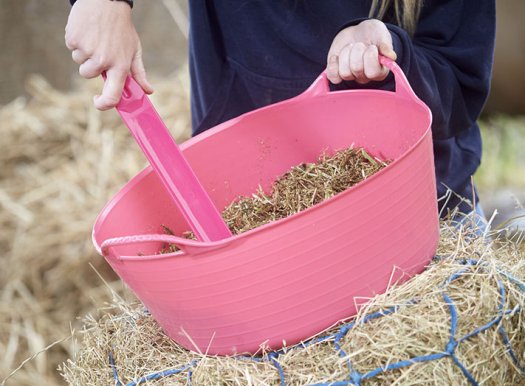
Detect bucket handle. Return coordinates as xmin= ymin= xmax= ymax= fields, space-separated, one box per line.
xmin=299 ymin=56 xmax=421 ymax=104
xmin=101 ymin=233 xmax=232 ymax=260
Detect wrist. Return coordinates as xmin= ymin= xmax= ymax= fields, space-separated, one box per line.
xmin=111 ymin=0 xmax=133 ymax=8
xmin=70 ymin=0 xmax=133 ymax=8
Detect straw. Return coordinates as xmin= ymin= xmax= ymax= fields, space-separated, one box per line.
xmin=59 ymin=223 xmax=525 ymax=386
xmin=160 ymin=147 xmax=388 ymax=251
xmin=222 ymin=147 xmax=388 ymax=235
xmin=0 ymin=69 xmax=191 ymax=386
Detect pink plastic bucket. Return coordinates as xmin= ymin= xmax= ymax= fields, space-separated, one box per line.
xmin=94 ymin=58 xmax=438 ymax=355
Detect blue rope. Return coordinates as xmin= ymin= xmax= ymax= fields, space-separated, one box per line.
xmin=187 ymin=366 xmax=193 ymax=386
xmin=268 ymin=352 xmax=286 ymax=386
xmin=498 ymin=325 xmax=525 ymax=374
xmin=109 ymin=351 xmax=124 ymax=386
xmin=109 ymin=354 xmax=198 ymax=386
xmin=449 ymin=354 xmax=478 ymax=386
xmin=109 ymin=258 xmax=524 ymax=386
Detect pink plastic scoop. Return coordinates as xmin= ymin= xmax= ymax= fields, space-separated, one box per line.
xmin=109 ymin=75 xmax=232 ymax=242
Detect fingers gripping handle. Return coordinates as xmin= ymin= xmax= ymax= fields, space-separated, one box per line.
xmin=301 ymin=56 xmax=420 ymax=103
xmin=100 ymin=71 xmax=145 ymax=111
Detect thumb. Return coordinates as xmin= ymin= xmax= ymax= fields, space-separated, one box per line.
xmin=378 ymin=42 xmax=397 ymax=61
xmin=131 ymin=46 xmax=154 ymax=95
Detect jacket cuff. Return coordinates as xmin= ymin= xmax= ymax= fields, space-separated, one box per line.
xmin=336 ymin=17 xmax=370 ymax=32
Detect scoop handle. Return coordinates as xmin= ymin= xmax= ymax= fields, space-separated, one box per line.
xmin=108 ymin=74 xmax=232 ymax=242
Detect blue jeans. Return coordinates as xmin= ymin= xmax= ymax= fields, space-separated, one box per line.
xmin=451 ymin=202 xmax=490 ymax=238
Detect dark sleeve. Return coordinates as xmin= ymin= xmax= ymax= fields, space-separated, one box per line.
xmin=387 ymin=0 xmax=495 ymax=140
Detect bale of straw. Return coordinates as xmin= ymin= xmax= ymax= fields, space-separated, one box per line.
xmin=59 ymin=224 xmax=525 ymax=386
xmin=0 ymin=70 xmax=191 ymax=386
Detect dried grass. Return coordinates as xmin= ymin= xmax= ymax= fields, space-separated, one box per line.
xmin=0 ymin=69 xmax=191 ymax=386
xmin=161 ymin=147 xmax=387 ymax=253
xmin=222 ymin=148 xmax=387 ymax=235
xmin=60 ymin=224 xmax=525 ymax=386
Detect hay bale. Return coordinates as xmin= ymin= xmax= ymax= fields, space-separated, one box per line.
xmin=59 ymin=224 xmax=525 ymax=386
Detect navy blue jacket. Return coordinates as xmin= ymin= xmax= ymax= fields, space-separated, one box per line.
xmin=189 ymin=0 xmax=496 ymax=216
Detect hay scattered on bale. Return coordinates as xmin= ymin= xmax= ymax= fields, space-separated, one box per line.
xmin=59 ymin=223 xmax=525 ymax=386
xmin=0 ymin=69 xmax=191 ymax=386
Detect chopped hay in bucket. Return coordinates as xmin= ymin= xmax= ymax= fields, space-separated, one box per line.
xmin=223 ymin=148 xmax=388 ymax=235
xmin=59 ymin=223 xmax=525 ymax=385
xmin=160 ymin=147 xmax=388 ymax=253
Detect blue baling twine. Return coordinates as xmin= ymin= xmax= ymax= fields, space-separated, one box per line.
xmin=109 ymin=258 xmax=525 ymax=386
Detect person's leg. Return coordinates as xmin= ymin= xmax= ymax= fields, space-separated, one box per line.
xmin=451 ymin=201 xmax=490 ymax=239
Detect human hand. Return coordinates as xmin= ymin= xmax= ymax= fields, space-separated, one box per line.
xmin=327 ymin=19 xmax=397 ymax=85
xmin=65 ymin=0 xmax=153 ymax=110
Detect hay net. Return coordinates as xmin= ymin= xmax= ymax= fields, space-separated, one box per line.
xmin=108 ymin=264 xmax=525 ymax=386
xmin=60 ymin=223 xmax=525 ymax=386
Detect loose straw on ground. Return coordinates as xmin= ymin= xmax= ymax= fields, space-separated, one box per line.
xmin=0 ymin=70 xmax=191 ymax=386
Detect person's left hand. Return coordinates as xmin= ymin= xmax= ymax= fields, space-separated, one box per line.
xmin=327 ymin=19 xmax=397 ymax=85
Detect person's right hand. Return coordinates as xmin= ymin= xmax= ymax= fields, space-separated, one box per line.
xmin=327 ymin=19 xmax=397 ymax=85
xmin=65 ymin=0 xmax=153 ymax=110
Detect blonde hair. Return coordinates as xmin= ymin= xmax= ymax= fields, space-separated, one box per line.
xmin=369 ymin=0 xmax=422 ymax=36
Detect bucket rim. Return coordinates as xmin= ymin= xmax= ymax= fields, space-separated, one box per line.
xmin=93 ymin=116 xmax=433 ymax=260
